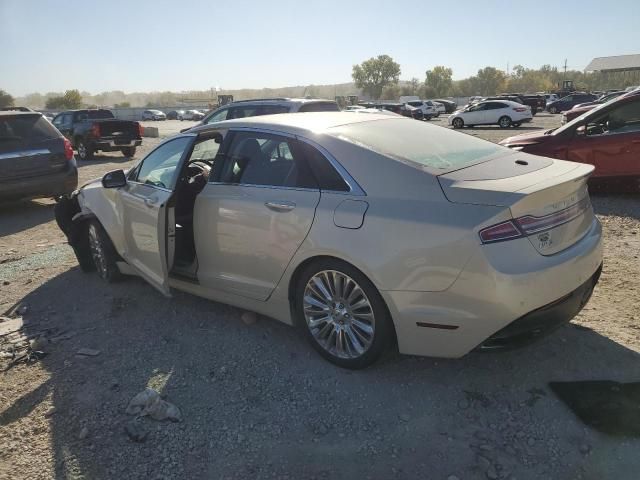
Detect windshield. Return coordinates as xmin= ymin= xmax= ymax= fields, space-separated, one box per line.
xmin=329 ymin=118 xmax=506 ymax=171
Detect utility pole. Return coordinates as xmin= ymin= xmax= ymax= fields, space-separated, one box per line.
xmin=506 ymin=61 xmax=509 ymax=76
xmin=563 ymin=59 xmax=568 ymax=81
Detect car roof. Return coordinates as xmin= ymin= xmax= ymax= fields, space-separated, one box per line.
xmin=190 ymin=111 xmax=401 ymax=136
xmin=0 ymin=110 xmax=42 ymax=117
xmin=225 ymin=98 xmax=335 ymax=107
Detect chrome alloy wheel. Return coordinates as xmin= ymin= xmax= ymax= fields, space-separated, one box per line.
xmin=77 ymin=142 xmax=87 ymax=159
xmin=88 ymin=224 xmax=108 ymax=278
xmin=303 ymin=270 xmax=375 ymax=359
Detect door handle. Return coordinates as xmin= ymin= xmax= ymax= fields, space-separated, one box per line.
xmin=144 ymin=197 xmax=158 ymax=208
xmin=265 ymin=200 xmax=296 ymax=212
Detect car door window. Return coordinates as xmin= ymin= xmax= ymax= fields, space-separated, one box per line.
xmin=588 ymin=100 xmax=640 ymax=135
xmin=221 ymin=132 xmax=317 ymax=188
xmin=256 ymin=105 xmax=289 ymax=115
xmin=52 ymin=115 xmax=63 ymax=128
xmin=134 ymin=137 xmax=192 ymax=190
xmin=298 ymin=141 xmax=350 ymax=192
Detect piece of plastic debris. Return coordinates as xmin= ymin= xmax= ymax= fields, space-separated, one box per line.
xmin=76 ymin=348 xmax=101 ymax=356
xmin=125 ymin=388 xmax=182 ymax=422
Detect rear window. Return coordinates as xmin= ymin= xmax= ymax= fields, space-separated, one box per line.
xmin=298 ymin=102 xmax=340 ymax=113
xmin=84 ymin=110 xmax=114 ymax=120
xmin=0 ymin=114 xmax=60 ymax=142
xmin=329 ymin=119 xmax=506 ymax=171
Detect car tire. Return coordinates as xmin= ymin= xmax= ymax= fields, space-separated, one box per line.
xmin=76 ymin=139 xmax=94 ymax=161
xmin=531 ymin=108 xmax=537 ymax=116
xmin=87 ymin=220 xmax=121 ymax=283
xmin=498 ymin=116 xmax=512 ymax=128
xmin=549 ymin=106 xmax=558 ymax=114
xmin=121 ymin=147 xmax=137 ymax=158
xmin=452 ymin=117 xmax=464 ymax=129
xmin=294 ymin=258 xmax=394 ymax=369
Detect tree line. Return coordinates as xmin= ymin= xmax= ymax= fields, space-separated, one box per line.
xmin=3 ymin=55 xmax=640 ymax=110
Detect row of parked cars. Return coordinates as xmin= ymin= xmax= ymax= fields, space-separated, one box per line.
xmin=142 ymin=109 xmax=206 ymax=121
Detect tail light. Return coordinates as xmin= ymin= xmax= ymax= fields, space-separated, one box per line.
xmin=513 ymin=107 xmax=528 ymax=112
xmin=136 ymin=122 xmax=144 ymax=137
xmin=91 ymin=123 xmax=101 ymax=137
xmin=63 ymin=138 xmax=74 ymax=161
xmin=479 ymin=197 xmax=591 ymax=244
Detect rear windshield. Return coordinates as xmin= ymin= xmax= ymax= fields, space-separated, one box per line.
xmin=298 ymin=102 xmax=340 ymax=113
xmin=0 ymin=114 xmax=60 ymax=143
xmin=83 ymin=110 xmax=114 ymax=119
xmin=329 ymin=118 xmax=506 ymax=171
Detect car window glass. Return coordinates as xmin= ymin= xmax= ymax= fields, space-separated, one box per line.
xmin=299 ymin=142 xmax=350 ymax=192
xmin=0 ymin=115 xmax=59 ymax=142
xmin=297 ymin=102 xmax=340 ymax=112
xmin=206 ymin=108 xmax=229 ymax=124
xmin=228 ymin=107 xmax=255 ymax=119
xmin=257 ymin=105 xmax=290 ymax=115
xmin=188 ymin=137 xmax=220 ymax=163
xmin=588 ymin=100 xmax=640 ymax=135
xmin=563 ymin=96 xmax=573 ymax=102
xmin=135 ymin=137 xmax=192 ymax=190
xmin=221 ymin=132 xmax=317 ymax=188
xmin=52 ymin=115 xmax=63 ymax=127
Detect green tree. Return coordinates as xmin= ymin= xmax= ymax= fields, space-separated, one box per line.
xmin=475 ymin=67 xmax=506 ymax=95
xmin=114 ymin=102 xmax=131 ymax=108
xmin=425 ymin=66 xmax=453 ymax=97
xmin=45 ymin=89 xmax=83 ymax=109
xmin=352 ymin=55 xmax=401 ymax=100
xmin=0 ymin=90 xmax=14 ymax=108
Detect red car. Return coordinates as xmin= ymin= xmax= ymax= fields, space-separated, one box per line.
xmin=500 ymin=91 xmax=640 ymax=190
xmin=561 ymin=91 xmax=628 ymax=124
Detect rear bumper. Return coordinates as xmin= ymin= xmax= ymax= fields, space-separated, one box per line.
xmin=0 ymin=165 xmax=78 ymax=201
xmin=382 ymin=217 xmax=603 ymax=358
xmin=477 ymin=264 xmax=602 ymax=350
xmin=93 ymin=138 xmax=142 ymax=151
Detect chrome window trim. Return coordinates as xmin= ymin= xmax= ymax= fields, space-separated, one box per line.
xmin=208 ymin=181 xmax=318 ymax=193
xmin=0 ymin=148 xmax=51 ymax=160
xmin=125 ymin=179 xmax=173 ymax=194
xmin=213 ymin=126 xmax=365 ymax=196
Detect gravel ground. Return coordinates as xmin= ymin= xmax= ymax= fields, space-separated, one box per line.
xmin=0 ymin=115 xmax=639 ymax=480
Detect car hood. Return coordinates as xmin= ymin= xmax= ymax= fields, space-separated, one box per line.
xmin=499 ymin=130 xmax=552 ymax=146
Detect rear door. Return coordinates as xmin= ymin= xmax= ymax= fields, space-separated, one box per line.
xmin=0 ymin=113 xmax=67 ymax=181
xmin=567 ymin=98 xmax=640 ymax=177
xmin=194 ymin=129 xmax=320 ymax=300
xmin=118 ymin=136 xmax=194 ymax=294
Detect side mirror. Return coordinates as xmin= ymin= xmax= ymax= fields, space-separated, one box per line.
xmin=575 ymin=125 xmax=586 ymax=137
xmin=102 ymin=169 xmax=127 ymax=188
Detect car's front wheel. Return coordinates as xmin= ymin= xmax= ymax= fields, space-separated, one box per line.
xmin=295 ymin=259 xmax=393 ymax=369
xmin=498 ymin=116 xmax=512 ymax=128
xmin=87 ymin=220 xmax=121 ymax=283
xmin=452 ymin=117 xmax=464 ymax=129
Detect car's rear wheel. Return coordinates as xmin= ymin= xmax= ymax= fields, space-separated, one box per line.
xmin=498 ymin=116 xmax=512 ymax=128
xmin=531 ymin=108 xmax=537 ymax=116
xmin=121 ymin=147 xmax=136 ymax=158
xmin=295 ymin=259 xmax=393 ymax=369
xmin=76 ymin=139 xmax=93 ymax=160
xmin=549 ymin=106 xmax=558 ymax=114
xmin=452 ymin=117 xmax=464 ymax=129
xmin=87 ymin=220 xmax=121 ymax=283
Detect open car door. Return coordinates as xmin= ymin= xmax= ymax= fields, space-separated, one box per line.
xmin=118 ymin=136 xmax=194 ymax=295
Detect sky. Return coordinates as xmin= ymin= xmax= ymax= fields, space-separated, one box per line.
xmin=2 ymin=0 xmax=640 ymax=96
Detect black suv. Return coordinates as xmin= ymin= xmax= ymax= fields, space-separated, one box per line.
xmin=0 ymin=111 xmax=77 ymax=201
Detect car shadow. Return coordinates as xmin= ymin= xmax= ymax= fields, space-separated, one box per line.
xmin=76 ymin=153 xmax=135 ymax=167
xmin=0 ymin=200 xmax=55 ymax=236
xmin=591 ymin=193 xmax=640 ymax=220
xmin=2 ymin=269 xmax=639 ymax=478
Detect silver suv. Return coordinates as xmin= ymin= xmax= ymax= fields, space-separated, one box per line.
xmin=196 ymin=98 xmax=339 ymax=127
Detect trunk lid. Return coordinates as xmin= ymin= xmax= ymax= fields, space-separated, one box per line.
xmin=96 ymin=119 xmax=139 ymax=139
xmin=438 ymin=152 xmax=595 ymax=255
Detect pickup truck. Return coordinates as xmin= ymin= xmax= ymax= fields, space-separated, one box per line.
xmin=52 ymin=109 xmax=142 ymax=160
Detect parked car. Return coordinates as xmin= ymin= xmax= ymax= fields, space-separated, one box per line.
xmin=468 ymin=96 xmax=484 ymax=103
xmin=166 ymin=110 xmax=184 ymax=120
xmin=180 ymin=110 xmax=205 ymax=121
xmin=545 ymin=94 xmax=559 ymax=105
xmin=449 ymin=100 xmax=532 ymax=128
xmin=197 ymin=98 xmax=340 ymax=129
xmin=546 ymin=93 xmax=597 ymax=114
xmin=500 ymin=91 xmax=640 ymax=190
xmin=433 ymin=99 xmax=457 ymax=113
xmin=490 ymin=94 xmax=542 ymax=116
xmin=432 ymin=101 xmax=446 ymax=116
xmin=52 ymin=109 xmax=143 ymax=160
xmin=343 ymin=105 xmax=366 ymax=111
xmin=405 ymin=100 xmax=436 ymax=120
xmin=0 ymin=106 xmax=34 ymax=112
xmin=562 ymin=91 xmax=627 ymax=124
xmin=55 ymin=112 xmax=602 ymax=368
xmin=142 ymin=109 xmax=167 ymax=121
xmin=0 ymin=111 xmax=77 ymax=201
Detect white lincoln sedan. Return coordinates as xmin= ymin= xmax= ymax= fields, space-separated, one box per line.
xmin=55 ymin=113 xmax=602 ymax=368
xmin=449 ymin=100 xmax=533 ymax=128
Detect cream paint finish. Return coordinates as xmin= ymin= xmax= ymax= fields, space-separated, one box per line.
xmin=75 ymin=113 xmax=603 ymax=358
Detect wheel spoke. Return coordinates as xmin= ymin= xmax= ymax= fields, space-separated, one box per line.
xmin=303 ymin=269 xmax=376 ymax=360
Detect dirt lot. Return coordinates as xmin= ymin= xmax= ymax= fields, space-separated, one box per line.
xmin=1 ymin=115 xmax=639 ymax=480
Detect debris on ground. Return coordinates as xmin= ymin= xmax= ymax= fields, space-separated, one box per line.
xmin=76 ymin=348 xmax=101 ymax=357
xmin=124 ymin=419 xmax=148 ymax=442
xmin=125 ymin=388 xmax=182 ymax=422
xmin=241 ymin=311 xmax=257 ymax=325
